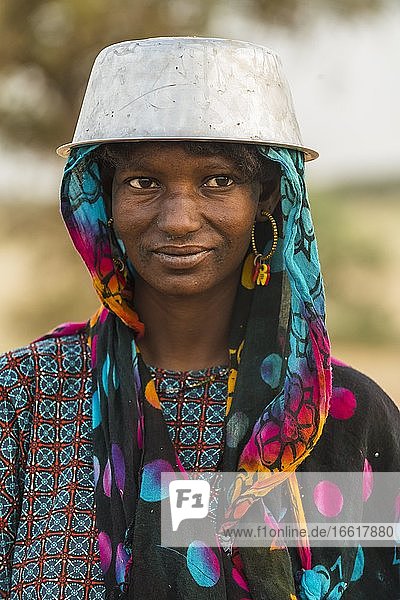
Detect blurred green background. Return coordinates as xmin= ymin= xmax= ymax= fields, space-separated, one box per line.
xmin=0 ymin=0 xmax=399 ymax=402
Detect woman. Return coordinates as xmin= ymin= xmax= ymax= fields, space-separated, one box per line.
xmin=0 ymin=38 xmax=398 ymax=600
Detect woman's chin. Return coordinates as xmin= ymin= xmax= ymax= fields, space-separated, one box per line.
xmin=135 ymin=269 xmax=237 ymax=299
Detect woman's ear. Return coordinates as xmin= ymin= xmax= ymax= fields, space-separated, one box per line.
xmin=256 ymin=179 xmax=281 ymax=221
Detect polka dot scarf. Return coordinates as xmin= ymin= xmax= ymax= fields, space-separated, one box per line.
xmin=60 ymin=145 xmax=332 ymax=599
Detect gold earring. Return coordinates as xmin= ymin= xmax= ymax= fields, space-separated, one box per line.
xmin=113 ymin=257 xmax=125 ymax=273
xmin=251 ymin=211 xmax=278 ymax=286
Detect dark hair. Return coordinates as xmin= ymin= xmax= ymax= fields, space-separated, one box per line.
xmin=94 ymin=141 xmax=280 ymax=196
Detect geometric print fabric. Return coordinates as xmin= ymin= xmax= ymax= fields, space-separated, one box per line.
xmin=0 ymin=334 xmax=105 ymax=599
xmin=149 ymin=365 xmax=228 ymax=471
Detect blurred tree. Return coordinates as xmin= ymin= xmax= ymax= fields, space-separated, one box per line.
xmin=0 ymin=0 xmax=385 ymax=150
xmin=248 ymin=0 xmax=383 ymax=26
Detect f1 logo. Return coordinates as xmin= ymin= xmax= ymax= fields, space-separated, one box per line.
xmin=169 ymin=480 xmax=210 ymax=531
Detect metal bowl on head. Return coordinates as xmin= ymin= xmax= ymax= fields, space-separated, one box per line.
xmin=56 ymin=37 xmax=318 ymax=161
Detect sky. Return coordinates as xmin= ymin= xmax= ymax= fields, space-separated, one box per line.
xmin=209 ymin=1 xmax=400 ymax=185
xmin=0 ymin=2 xmax=399 ymax=200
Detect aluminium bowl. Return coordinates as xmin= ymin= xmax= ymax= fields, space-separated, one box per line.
xmin=56 ymin=37 xmax=318 ymax=161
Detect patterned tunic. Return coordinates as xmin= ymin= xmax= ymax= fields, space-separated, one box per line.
xmin=149 ymin=365 xmax=228 ymax=471
xmin=0 ymin=334 xmax=104 ymax=599
xmin=0 ymin=333 xmax=399 ymax=598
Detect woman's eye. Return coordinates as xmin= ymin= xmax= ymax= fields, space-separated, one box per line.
xmin=204 ymin=176 xmax=234 ymax=188
xmin=128 ymin=177 xmax=159 ymax=189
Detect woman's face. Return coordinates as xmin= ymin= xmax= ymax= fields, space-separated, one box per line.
xmin=112 ymin=143 xmax=270 ymax=297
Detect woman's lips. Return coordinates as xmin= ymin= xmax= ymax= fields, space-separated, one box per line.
xmin=152 ymin=246 xmax=212 ymax=269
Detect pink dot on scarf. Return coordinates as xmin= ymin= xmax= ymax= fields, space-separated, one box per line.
xmin=313 ymin=480 xmax=343 ymax=517
xmin=329 ymin=387 xmax=356 ymax=420
xmin=362 ymin=459 xmax=374 ymax=502
xmin=395 ymin=493 xmax=400 ymax=521
xmin=98 ymin=531 xmax=112 ymax=573
xmin=103 ymin=459 xmax=112 ymax=497
xmin=232 ymin=567 xmax=250 ymax=591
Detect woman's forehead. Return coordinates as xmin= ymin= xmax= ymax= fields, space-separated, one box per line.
xmin=108 ymin=142 xmax=240 ymax=167
xmin=97 ymin=140 xmax=277 ymax=182
xmin=102 ymin=140 xmax=249 ymax=159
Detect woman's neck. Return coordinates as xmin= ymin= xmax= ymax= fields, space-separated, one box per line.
xmin=134 ymin=280 xmax=236 ymax=371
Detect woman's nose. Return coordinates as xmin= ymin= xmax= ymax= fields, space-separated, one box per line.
xmin=156 ymin=188 xmax=202 ymax=238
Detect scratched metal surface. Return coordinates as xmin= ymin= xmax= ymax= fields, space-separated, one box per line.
xmin=57 ymin=37 xmax=318 ymax=160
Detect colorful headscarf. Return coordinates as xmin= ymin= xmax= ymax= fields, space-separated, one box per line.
xmin=60 ymin=144 xmax=332 ymax=599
